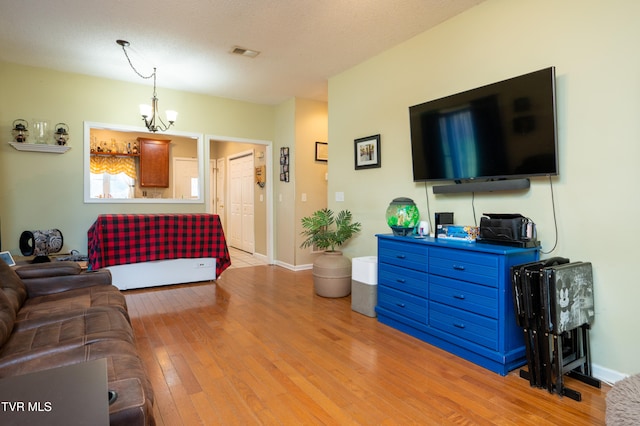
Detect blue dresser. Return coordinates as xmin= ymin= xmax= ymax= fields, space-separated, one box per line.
xmin=376 ymin=234 xmax=539 ymax=375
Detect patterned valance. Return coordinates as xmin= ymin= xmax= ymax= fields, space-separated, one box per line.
xmin=90 ymin=156 xmax=137 ymax=179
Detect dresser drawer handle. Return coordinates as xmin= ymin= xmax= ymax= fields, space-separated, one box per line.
xmin=453 ymin=294 xmax=466 ymax=300
xmin=453 ymin=265 xmax=466 ymax=271
xmin=396 ymin=278 xmax=406 ymax=284
xmin=396 ymin=254 xmax=406 ymax=259
xmin=453 ymin=323 xmax=466 ymax=329
xmin=396 ymin=303 xmax=406 ymax=308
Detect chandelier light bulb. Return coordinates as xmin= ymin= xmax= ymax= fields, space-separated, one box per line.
xmin=166 ymin=110 xmax=178 ymax=123
xmin=139 ymin=104 xmax=152 ymax=118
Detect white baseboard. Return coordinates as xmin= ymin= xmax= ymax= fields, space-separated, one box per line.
xmin=592 ymin=363 xmax=628 ymax=386
xmin=295 ymin=263 xmax=313 ymax=271
xmin=253 ymin=252 xmax=269 ymax=263
xmin=275 ymin=261 xmax=312 ymax=271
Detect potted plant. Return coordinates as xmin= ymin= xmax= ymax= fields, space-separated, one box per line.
xmin=301 ymin=208 xmax=362 ymax=297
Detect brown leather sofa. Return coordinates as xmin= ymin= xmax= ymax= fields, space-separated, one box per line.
xmin=0 ymin=260 xmax=154 ymax=425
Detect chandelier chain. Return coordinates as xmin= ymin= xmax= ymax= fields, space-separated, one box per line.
xmin=119 ymin=43 xmax=155 ymax=80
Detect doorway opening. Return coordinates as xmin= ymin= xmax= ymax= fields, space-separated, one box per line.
xmin=207 ymin=135 xmax=273 ymax=265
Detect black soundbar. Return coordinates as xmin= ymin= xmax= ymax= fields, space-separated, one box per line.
xmin=432 ymin=178 xmax=530 ymax=194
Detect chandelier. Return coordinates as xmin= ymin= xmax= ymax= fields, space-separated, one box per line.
xmin=117 ymin=40 xmax=177 ymax=132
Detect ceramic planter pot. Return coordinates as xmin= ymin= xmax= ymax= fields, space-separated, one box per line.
xmin=312 ymin=251 xmax=352 ymax=298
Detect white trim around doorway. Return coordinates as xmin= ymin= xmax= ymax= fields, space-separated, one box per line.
xmin=205 ymin=134 xmax=274 ymax=266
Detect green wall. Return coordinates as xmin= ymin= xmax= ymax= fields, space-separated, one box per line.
xmin=273 ymin=99 xmax=297 ymax=267
xmin=0 ymin=62 xmax=275 ymax=254
xmin=328 ymin=0 xmax=640 ymax=378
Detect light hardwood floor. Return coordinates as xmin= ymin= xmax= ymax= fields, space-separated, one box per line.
xmin=227 ymin=247 xmax=269 ymax=269
xmin=125 ymin=265 xmax=608 ymax=425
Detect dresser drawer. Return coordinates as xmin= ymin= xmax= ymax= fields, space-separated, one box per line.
xmin=429 ymin=301 xmax=498 ymax=351
xmin=378 ymin=239 xmax=428 ymax=272
xmin=378 ymin=285 xmax=427 ymax=324
xmin=430 ymin=275 xmax=497 ymax=318
xmin=378 ymin=263 xmax=428 ymax=298
xmin=429 ymin=247 xmax=498 ymax=286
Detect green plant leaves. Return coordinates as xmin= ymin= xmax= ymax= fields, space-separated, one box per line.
xmin=300 ymin=208 xmax=361 ymax=252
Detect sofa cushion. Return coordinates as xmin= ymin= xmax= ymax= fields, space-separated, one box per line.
xmin=17 ymin=285 xmax=129 ymax=322
xmin=0 ymin=307 xmax=134 ymax=361
xmin=0 ymin=290 xmax=16 ymax=346
xmin=0 ymin=259 xmax=27 ymax=314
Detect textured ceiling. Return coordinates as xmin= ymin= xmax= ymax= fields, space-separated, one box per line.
xmin=0 ymin=0 xmax=484 ymax=104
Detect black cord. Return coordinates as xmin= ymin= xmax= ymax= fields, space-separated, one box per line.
xmin=471 ymin=191 xmax=477 ymax=227
xmin=540 ymin=175 xmax=559 ymax=254
xmin=424 ymin=182 xmax=433 ymax=234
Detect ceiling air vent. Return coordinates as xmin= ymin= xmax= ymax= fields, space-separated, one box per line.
xmin=231 ymin=46 xmax=260 ymax=58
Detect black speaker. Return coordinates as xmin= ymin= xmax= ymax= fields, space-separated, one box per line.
xmin=432 ymin=178 xmax=530 ymax=194
xmin=434 ymin=212 xmax=454 ymax=238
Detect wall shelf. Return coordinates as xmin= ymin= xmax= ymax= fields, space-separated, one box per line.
xmin=90 ymin=152 xmax=140 ymax=158
xmin=8 ymin=142 xmax=71 ymax=154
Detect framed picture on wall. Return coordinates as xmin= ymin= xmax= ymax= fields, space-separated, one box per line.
xmin=354 ymin=134 xmax=381 ymax=170
xmin=315 ymin=141 xmax=328 ymax=162
xmin=280 ymin=147 xmax=290 ymax=182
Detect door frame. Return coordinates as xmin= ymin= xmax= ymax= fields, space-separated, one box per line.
xmin=211 ymin=158 xmax=226 ymax=229
xmin=205 ymin=134 xmax=274 ymax=265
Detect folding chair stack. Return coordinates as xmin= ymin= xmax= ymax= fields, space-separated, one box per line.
xmin=511 ymin=258 xmax=601 ymax=401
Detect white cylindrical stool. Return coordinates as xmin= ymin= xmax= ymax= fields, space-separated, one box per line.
xmin=351 ymin=256 xmax=378 ymax=317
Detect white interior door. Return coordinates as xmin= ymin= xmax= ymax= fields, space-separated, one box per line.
xmin=228 ymin=152 xmax=255 ymax=252
xmin=229 ymin=159 xmax=242 ymax=249
xmin=174 ymin=157 xmax=199 ymax=199
xmin=241 ymin=156 xmax=255 ymax=253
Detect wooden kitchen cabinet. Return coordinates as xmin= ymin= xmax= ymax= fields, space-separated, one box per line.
xmin=138 ymin=137 xmax=170 ymax=187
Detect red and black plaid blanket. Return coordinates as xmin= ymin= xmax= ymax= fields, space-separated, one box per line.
xmin=88 ymin=214 xmax=231 ymax=277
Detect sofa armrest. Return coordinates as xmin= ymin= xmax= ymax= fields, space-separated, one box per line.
xmin=15 ymin=262 xmax=113 ymax=298
xmin=15 ymin=261 xmax=83 ymax=279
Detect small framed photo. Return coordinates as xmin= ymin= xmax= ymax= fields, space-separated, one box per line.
xmin=0 ymin=251 xmax=16 ymax=267
xmin=315 ymin=141 xmax=328 ymax=162
xmin=354 ymin=134 xmax=381 ymax=170
xmin=280 ymin=147 xmax=290 ymax=182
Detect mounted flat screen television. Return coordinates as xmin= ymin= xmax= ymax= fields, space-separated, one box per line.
xmin=409 ymin=67 xmax=558 ymax=191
